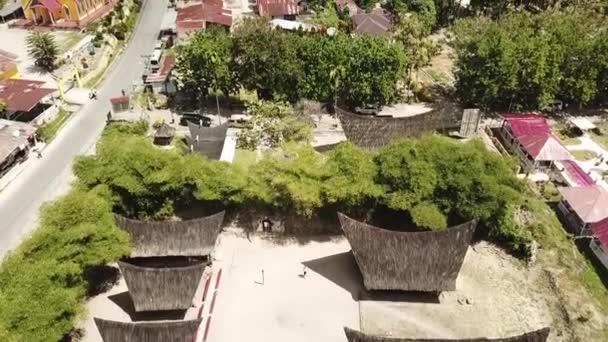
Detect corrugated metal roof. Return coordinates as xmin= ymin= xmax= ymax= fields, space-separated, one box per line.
xmin=256 ymin=0 xmax=299 ymax=17
xmin=0 ymin=79 xmax=56 ymax=112
xmin=559 ymin=185 xmax=608 ymax=223
xmin=503 ymin=114 xmax=571 ymax=161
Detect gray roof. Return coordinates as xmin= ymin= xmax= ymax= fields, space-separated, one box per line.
xmin=0 ymin=1 xmax=22 ymax=17
xmin=95 ymin=318 xmax=202 ymax=342
xmin=0 ymin=126 xmax=26 ymax=164
xmin=343 ymin=327 xmax=551 ymax=342
xmin=187 ymin=122 xmax=229 ymax=160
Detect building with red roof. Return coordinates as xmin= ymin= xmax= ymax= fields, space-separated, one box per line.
xmin=557 ymin=185 xmax=608 ymax=270
xmin=144 ymin=55 xmax=177 ymax=94
xmin=256 ymin=0 xmax=299 ymax=19
xmin=351 ymin=9 xmax=392 ymax=36
xmin=0 ymin=79 xmax=56 ymax=122
xmin=176 ymin=1 xmax=232 ymax=41
xmin=498 ymin=114 xmax=572 ymax=171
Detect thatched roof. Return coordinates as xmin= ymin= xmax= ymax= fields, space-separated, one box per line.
xmin=95 ymin=318 xmax=201 ymax=342
xmin=115 ymin=211 xmax=225 ymax=257
xmin=337 ymin=108 xmax=460 ymax=148
xmin=118 ymin=260 xmax=206 ymax=312
xmin=343 ymin=327 xmax=551 ymax=342
xmin=154 ymin=123 xmax=176 ymax=139
xmin=338 ymin=213 xmax=476 ymax=292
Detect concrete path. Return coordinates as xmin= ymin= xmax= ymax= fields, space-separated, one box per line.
xmin=0 ymin=0 xmax=169 ymax=259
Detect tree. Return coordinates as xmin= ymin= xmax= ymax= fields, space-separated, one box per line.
xmin=341 ymin=36 xmax=407 ymax=106
xmin=385 ymin=0 xmax=437 ymax=31
xmin=175 ymin=29 xmax=238 ymax=109
xmin=237 ymin=100 xmax=312 ymax=150
xmin=395 ymin=13 xmax=439 ymax=101
xmin=231 ymin=18 xmax=302 ymax=100
xmin=27 ymin=32 xmax=59 ymax=71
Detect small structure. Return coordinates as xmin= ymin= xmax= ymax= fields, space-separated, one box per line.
xmin=351 ymin=9 xmax=392 ymax=37
xmin=0 ymin=50 xmax=19 ymax=80
xmin=498 ymin=114 xmax=572 ymax=172
xmin=0 ymin=1 xmax=24 ymax=23
xmin=554 ymin=160 xmax=596 ymax=187
xmin=0 ymin=79 xmax=56 ymax=122
xmin=118 ymin=260 xmax=207 ymax=312
xmin=114 ymin=211 xmax=225 ymax=258
xmin=270 ymin=18 xmax=316 ymax=32
xmin=153 ymin=123 xmax=176 ymax=145
xmin=458 ymin=108 xmax=481 ymax=138
xmin=338 ymin=213 xmax=477 ymax=292
xmin=0 ymin=120 xmax=35 ymax=176
xmin=94 ymin=318 xmax=201 ymax=342
xmin=568 ymin=117 xmax=596 ymax=132
xmin=187 ymin=122 xmax=229 ymax=160
xmin=256 ymin=0 xmax=299 ymax=20
xmin=17 ymin=0 xmax=115 ymax=29
xmin=144 ymin=55 xmax=176 ymax=94
xmin=557 ymin=185 xmax=608 ymax=238
xmin=110 ymin=96 xmax=130 ymax=114
xmin=176 ymin=1 xmax=232 ymax=41
xmin=343 ymin=326 xmax=551 ymax=342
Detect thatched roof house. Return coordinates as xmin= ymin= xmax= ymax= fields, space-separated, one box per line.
xmin=94 ymin=318 xmax=201 ymax=342
xmin=154 ymin=123 xmax=176 ymax=145
xmin=118 ymin=260 xmax=206 ymax=312
xmin=114 ymin=211 xmax=225 ymax=257
xmin=343 ymin=327 xmax=550 ymax=342
xmin=337 ymin=108 xmax=459 ymax=148
xmin=338 ymin=213 xmax=476 ymax=292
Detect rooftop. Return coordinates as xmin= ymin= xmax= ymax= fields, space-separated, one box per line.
xmin=352 ymin=10 xmax=392 ymax=36
xmin=559 ymin=185 xmax=608 ymax=223
xmin=176 ymin=1 xmax=232 ymax=34
xmin=256 ymin=0 xmax=299 ymax=17
xmin=502 ymin=114 xmax=572 ymax=161
xmin=0 ymin=126 xmax=27 ymax=164
xmin=146 ymin=55 xmax=176 ymax=83
xmin=0 ymin=79 xmax=55 ymax=112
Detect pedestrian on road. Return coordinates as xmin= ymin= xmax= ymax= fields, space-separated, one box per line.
xmin=302 ymin=266 xmax=307 ymax=279
xmin=36 ymin=150 xmax=42 ymax=159
xmin=121 ymin=89 xmax=126 ymax=96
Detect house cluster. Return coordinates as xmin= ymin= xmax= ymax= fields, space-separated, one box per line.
xmin=496 ymin=114 xmax=608 ymax=272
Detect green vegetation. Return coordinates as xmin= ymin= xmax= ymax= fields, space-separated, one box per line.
xmin=175 ymin=19 xmax=407 ymax=108
xmin=0 ymin=188 xmax=129 ymax=342
xmin=238 ymin=100 xmax=312 ymax=149
xmin=74 ymin=126 xmax=532 ymax=255
xmin=27 ymin=32 xmax=59 ymax=71
xmin=36 ymin=109 xmax=71 ymax=142
xmin=59 ymin=32 xmax=85 ymax=54
xmin=590 ymin=131 xmax=608 ymax=150
xmin=571 ymin=150 xmax=598 ymax=161
xmin=452 ymin=9 xmax=608 ymax=110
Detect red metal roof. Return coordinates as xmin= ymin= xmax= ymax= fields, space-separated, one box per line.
xmin=502 ymin=114 xmax=571 ymax=161
xmin=110 ymin=96 xmax=129 ymax=105
xmin=352 ymin=12 xmax=392 ymax=36
xmin=32 ymin=0 xmax=62 ymax=12
xmin=176 ymin=2 xmax=232 ymax=34
xmin=561 ymin=160 xmax=594 ymax=186
xmin=559 ymin=185 xmax=608 ymax=223
xmin=146 ymin=55 xmax=176 ymax=83
xmin=0 ymin=79 xmax=55 ymax=112
xmin=256 ymin=0 xmax=299 ymax=17
xmin=592 ymin=218 xmax=608 ymax=248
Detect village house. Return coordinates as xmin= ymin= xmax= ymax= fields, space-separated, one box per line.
xmin=557 ymin=185 xmax=608 ymax=271
xmin=351 ymin=8 xmax=392 ymax=36
xmin=256 ymin=0 xmax=299 ymax=20
xmin=175 ymin=0 xmax=232 ymax=42
xmin=17 ymin=0 xmax=115 ymax=28
xmin=498 ymin=114 xmax=572 ymax=172
xmin=0 ymin=119 xmax=35 ymax=177
xmin=0 ymin=79 xmax=56 ymax=122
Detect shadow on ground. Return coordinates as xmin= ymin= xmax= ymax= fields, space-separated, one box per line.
xmin=303 ymin=251 xmax=441 ymax=303
xmin=108 ymin=291 xmax=187 ymax=321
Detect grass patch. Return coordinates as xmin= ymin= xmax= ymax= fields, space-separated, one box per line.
xmin=59 ymin=32 xmax=85 ymax=54
xmin=590 ymin=131 xmax=608 ymax=150
xmin=37 ymin=109 xmax=71 ymax=142
xmin=233 ymin=149 xmax=257 ymax=169
xmin=553 ymin=122 xmax=582 ymax=145
xmin=571 ymin=149 xmax=598 ymax=161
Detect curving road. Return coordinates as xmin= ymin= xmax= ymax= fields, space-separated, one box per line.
xmin=0 ymin=0 xmax=168 ymax=259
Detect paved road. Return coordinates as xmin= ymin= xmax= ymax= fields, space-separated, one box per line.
xmin=0 ymin=0 xmax=168 ymax=259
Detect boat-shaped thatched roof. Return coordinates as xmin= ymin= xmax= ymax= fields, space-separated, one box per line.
xmin=115 ymin=211 xmax=225 ymax=257
xmin=337 ymin=108 xmax=458 ymax=148
xmin=343 ymin=327 xmax=550 ymax=342
xmin=338 ymin=213 xmax=476 ymax=292
xmin=94 ymin=318 xmax=201 ymax=342
xmin=118 ymin=260 xmax=206 ymax=312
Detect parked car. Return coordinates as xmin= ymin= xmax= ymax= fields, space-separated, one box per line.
xmin=354 ymin=104 xmax=381 ymax=115
xmin=179 ymin=112 xmax=212 ymax=126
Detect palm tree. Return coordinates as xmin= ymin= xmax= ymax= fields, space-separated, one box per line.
xmin=27 ymin=32 xmax=59 ymax=72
